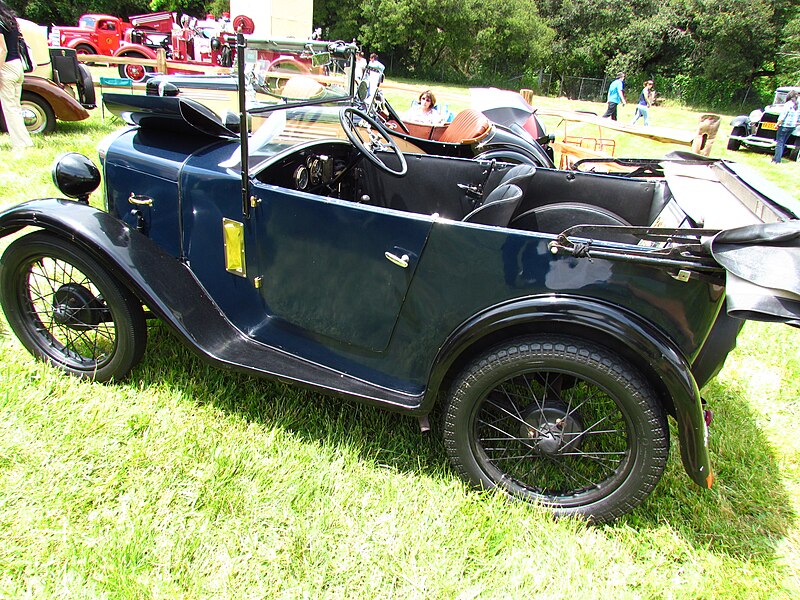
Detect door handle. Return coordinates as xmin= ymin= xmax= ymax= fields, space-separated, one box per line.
xmin=384 ymin=251 xmax=409 ymax=268
xmin=129 ymin=193 xmax=153 ymax=206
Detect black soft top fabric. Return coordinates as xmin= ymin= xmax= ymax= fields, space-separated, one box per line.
xmin=708 ymin=221 xmax=800 ymax=326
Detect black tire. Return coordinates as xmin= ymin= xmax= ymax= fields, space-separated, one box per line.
xmin=789 ymin=146 xmax=800 ymax=162
xmin=20 ymin=92 xmax=56 ymax=135
xmin=727 ymin=126 xmax=745 ymax=151
xmin=74 ymin=44 xmax=95 ymax=56
xmin=77 ymin=64 xmax=96 ymax=108
xmin=444 ymin=336 xmax=669 ymax=523
xmin=0 ymin=232 xmax=147 ymax=382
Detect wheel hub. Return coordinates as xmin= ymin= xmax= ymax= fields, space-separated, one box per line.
xmin=52 ymin=283 xmax=106 ymax=330
xmin=521 ymin=402 xmax=584 ymax=456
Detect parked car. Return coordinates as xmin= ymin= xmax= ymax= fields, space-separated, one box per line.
xmin=1 ymin=37 xmax=798 ymax=523
xmin=728 ymin=86 xmax=800 ymax=159
xmin=0 ymin=19 xmax=95 ymax=135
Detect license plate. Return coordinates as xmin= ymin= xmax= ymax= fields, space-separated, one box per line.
xmin=760 ymin=121 xmax=778 ymax=130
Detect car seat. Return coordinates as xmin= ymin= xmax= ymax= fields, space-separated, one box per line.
xmin=462 ymin=183 xmax=523 ymax=227
xmin=439 ymin=109 xmax=491 ymax=144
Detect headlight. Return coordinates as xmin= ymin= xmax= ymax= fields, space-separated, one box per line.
xmin=51 ymin=153 xmax=101 ymax=204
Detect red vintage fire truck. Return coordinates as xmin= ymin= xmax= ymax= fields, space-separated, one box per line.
xmin=49 ymin=12 xmax=251 ymax=82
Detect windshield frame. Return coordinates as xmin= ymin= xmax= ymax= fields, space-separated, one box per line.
xmin=235 ymin=35 xmax=358 ymax=216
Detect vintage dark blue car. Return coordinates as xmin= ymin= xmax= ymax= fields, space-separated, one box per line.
xmin=1 ymin=37 xmax=798 ymax=523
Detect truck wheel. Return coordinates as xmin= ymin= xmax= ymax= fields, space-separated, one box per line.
xmin=118 ymin=57 xmax=153 ymax=82
xmin=726 ymin=126 xmax=745 ymax=151
xmin=444 ymin=336 xmax=669 ymax=523
xmin=74 ymin=44 xmax=94 ymax=56
xmin=20 ymin=92 xmax=56 ymax=134
xmin=0 ymin=232 xmax=147 ymax=382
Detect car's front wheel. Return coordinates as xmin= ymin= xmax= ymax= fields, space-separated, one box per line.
xmin=0 ymin=232 xmax=147 ymax=382
xmin=444 ymin=336 xmax=669 ymax=523
xmin=727 ymin=126 xmax=745 ymax=151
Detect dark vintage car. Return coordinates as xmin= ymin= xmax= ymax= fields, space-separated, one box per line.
xmin=1 ymin=37 xmax=799 ymax=523
xmin=1 ymin=19 xmax=96 ymax=135
xmin=728 ymin=86 xmax=800 ymax=159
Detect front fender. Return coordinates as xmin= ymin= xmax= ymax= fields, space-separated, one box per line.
xmin=113 ymin=44 xmax=158 ymax=60
xmin=730 ymin=115 xmax=750 ymax=128
xmin=424 ymin=295 xmax=713 ymax=489
xmin=0 ymin=199 xmax=218 ymax=355
xmin=66 ymin=39 xmax=97 ymax=53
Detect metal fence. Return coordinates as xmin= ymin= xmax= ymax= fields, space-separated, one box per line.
xmin=527 ymin=71 xmax=764 ymax=111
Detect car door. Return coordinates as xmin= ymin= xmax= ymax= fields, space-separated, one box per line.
xmin=247 ymin=182 xmax=433 ymax=352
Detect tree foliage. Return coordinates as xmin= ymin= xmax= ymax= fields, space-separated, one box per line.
xmin=5 ymin=0 xmax=799 ymax=106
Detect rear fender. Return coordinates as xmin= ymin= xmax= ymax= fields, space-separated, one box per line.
xmin=425 ymin=295 xmax=713 ymax=489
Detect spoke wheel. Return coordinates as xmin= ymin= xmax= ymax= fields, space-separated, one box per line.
xmin=0 ymin=232 xmax=147 ymax=382
xmin=444 ymin=336 xmax=668 ymax=523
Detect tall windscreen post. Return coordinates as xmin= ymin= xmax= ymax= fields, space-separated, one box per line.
xmin=236 ymin=32 xmax=251 ymax=218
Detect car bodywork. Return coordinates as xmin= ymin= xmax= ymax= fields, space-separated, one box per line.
xmin=1 ymin=37 xmax=798 ymax=523
xmin=728 ymin=86 xmax=800 ymax=159
xmin=2 ymin=19 xmax=96 ymax=135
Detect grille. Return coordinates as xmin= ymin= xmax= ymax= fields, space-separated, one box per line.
xmin=755 ymin=113 xmax=779 ymax=140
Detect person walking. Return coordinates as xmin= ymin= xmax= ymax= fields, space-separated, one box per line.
xmin=631 ymin=80 xmax=654 ymax=126
xmin=602 ymin=72 xmax=626 ymax=120
xmin=364 ymin=52 xmax=385 ymax=104
xmin=0 ymin=0 xmax=33 ymax=150
xmin=772 ymin=90 xmax=799 ymax=164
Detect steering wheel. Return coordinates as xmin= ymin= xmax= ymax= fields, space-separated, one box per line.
xmin=339 ymin=107 xmax=408 ymax=176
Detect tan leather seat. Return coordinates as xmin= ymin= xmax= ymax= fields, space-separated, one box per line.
xmin=438 ymin=109 xmax=491 ymax=144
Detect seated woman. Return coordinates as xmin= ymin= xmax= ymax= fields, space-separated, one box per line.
xmin=403 ymin=90 xmax=445 ymax=125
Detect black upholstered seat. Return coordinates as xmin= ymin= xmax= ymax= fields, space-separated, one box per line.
xmin=463 ymin=183 xmax=523 ymax=227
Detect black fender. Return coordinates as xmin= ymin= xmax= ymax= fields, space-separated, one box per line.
xmin=423 ymin=295 xmax=713 ymax=489
xmin=0 ymin=200 xmax=206 ymax=339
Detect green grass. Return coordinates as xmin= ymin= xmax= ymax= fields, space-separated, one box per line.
xmin=0 ymin=81 xmax=799 ymax=598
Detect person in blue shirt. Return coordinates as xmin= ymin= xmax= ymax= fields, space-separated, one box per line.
xmin=772 ymin=90 xmax=799 ymax=164
xmin=602 ymin=72 xmax=626 ymax=120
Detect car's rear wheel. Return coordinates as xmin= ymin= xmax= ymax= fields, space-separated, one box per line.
xmin=20 ymin=92 xmax=56 ymax=135
xmin=789 ymin=146 xmax=800 ymax=162
xmin=0 ymin=232 xmax=147 ymax=382
xmin=444 ymin=336 xmax=669 ymax=523
xmin=727 ymin=126 xmax=745 ymax=151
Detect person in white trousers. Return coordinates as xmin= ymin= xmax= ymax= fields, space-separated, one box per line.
xmin=0 ymin=1 xmax=34 ymax=149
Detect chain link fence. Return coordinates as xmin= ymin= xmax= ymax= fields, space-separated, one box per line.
xmin=526 ymin=71 xmax=765 ymax=112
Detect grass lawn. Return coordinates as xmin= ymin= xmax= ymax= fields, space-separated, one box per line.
xmin=0 ymin=76 xmax=798 ymax=598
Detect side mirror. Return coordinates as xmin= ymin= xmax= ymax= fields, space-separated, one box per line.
xmin=311 ymin=52 xmax=331 ymax=68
